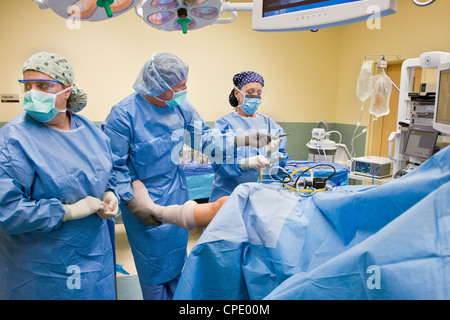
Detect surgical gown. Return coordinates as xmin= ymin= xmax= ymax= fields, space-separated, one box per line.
xmin=209 ymin=112 xmax=287 ymax=202
xmin=0 ymin=113 xmax=117 ymax=300
xmin=174 ymin=146 xmax=450 ymax=300
xmin=102 ymin=93 xmax=227 ymax=295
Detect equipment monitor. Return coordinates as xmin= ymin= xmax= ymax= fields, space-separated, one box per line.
xmin=403 ymin=124 xmax=439 ymax=161
xmin=433 ymin=62 xmax=450 ymax=135
xmin=252 ymin=0 xmax=397 ymax=32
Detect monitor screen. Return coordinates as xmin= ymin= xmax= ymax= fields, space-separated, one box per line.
xmin=403 ymin=125 xmax=438 ymax=160
xmin=252 ymin=0 xmax=397 ymax=32
xmin=263 ymin=0 xmax=358 ymax=18
xmin=433 ymin=66 xmax=450 ymax=134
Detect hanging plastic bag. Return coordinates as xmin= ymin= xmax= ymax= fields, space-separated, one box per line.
xmin=356 ymin=60 xmax=374 ymax=102
xmin=369 ymin=72 xmax=392 ymax=117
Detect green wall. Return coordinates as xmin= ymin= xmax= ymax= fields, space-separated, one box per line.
xmin=0 ymin=121 xmax=366 ymax=160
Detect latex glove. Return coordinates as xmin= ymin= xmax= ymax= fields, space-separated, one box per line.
xmin=63 ymin=196 xmax=105 ymax=222
xmin=240 ymin=155 xmax=271 ymax=171
xmin=126 ymin=180 xmax=162 ymax=226
xmin=127 ymin=180 xmax=199 ymax=230
xmin=234 ymin=132 xmax=272 ymax=148
xmin=98 ymin=191 xmax=119 ymax=220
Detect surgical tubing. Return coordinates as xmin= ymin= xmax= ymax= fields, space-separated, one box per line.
xmin=284 ymin=167 xmax=321 ymax=197
xmin=277 ymin=164 xmax=336 ymax=197
xmin=259 ymin=165 xmax=288 ymax=182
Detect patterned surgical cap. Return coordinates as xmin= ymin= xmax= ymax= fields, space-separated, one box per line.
xmin=229 ymin=71 xmax=264 ymax=107
xmin=23 ymin=52 xmax=87 ymax=113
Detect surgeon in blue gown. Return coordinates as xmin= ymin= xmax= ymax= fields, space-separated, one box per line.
xmin=209 ymin=71 xmax=288 ymax=202
xmin=102 ymin=53 xmax=268 ymax=300
xmin=0 ymin=52 xmax=119 ymax=300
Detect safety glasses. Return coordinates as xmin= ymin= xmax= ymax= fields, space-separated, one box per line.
xmin=18 ymin=79 xmax=64 ymax=93
xmin=234 ymin=87 xmax=263 ymax=100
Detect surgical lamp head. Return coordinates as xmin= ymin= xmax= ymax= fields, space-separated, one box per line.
xmin=32 ymin=0 xmax=137 ymax=21
xmin=33 ymin=0 xmax=251 ymax=33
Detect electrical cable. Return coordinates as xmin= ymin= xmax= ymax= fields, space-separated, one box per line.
xmin=372 ymin=165 xmax=381 ymax=185
xmin=350 ymin=116 xmax=378 ymax=158
xmin=275 ymin=164 xmax=337 ymax=197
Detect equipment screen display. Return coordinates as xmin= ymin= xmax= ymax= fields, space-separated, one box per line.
xmin=404 ymin=130 xmax=436 ymax=159
xmin=436 ymin=69 xmax=450 ymax=125
xmin=263 ymin=0 xmax=360 ymax=17
xmin=354 ymin=161 xmax=371 ymax=174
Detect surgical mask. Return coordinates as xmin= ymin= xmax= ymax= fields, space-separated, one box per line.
xmin=236 ymin=87 xmax=262 ymax=115
xmin=154 ymin=87 xmax=187 ymax=106
xmin=154 ymin=76 xmax=188 ymax=107
xmin=166 ymin=88 xmax=188 ymax=107
xmin=21 ymin=86 xmax=72 ymax=123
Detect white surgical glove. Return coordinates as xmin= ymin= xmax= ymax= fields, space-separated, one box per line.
xmin=63 ymin=196 xmax=105 ymax=222
xmin=127 ymin=180 xmax=199 ymax=230
xmin=240 ymin=155 xmax=271 ymax=171
xmin=234 ymin=132 xmax=272 ymax=148
xmin=99 ymin=191 xmax=119 ymax=220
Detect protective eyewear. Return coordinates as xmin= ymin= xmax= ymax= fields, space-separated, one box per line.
xmin=235 ymin=87 xmax=263 ymax=100
xmin=18 ymin=79 xmax=64 ymax=93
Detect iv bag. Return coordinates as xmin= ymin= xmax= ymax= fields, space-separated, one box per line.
xmin=369 ymin=73 xmax=392 ymax=118
xmin=356 ymin=60 xmax=374 ymax=102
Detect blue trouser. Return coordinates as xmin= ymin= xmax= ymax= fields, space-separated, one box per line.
xmin=140 ymin=275 xmax=180 ymax=300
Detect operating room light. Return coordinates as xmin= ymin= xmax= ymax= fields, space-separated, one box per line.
xmin=32 ymin=0 xmax=251 ymax=33
xmin=32 ymin=0 xmax=138 ymax=22
xmin=136 ymin=0 xmax=230 ymax=32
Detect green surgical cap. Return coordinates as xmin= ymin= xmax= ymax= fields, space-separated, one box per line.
xmin=23 ymin=52 xmax=87 ymax=113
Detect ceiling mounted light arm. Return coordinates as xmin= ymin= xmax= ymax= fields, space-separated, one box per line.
xmin=32 ymin=0 xmax=49 ymax=9
xmin=215 ymin=2 xmax=252 ymax=24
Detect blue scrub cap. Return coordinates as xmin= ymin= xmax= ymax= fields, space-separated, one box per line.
xmin=133 ymin=53 xmax=189 ymax=96
xmin=229 ymin=71 xmax=264 ymax=107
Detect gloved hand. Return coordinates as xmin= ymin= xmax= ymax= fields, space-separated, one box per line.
xmin=126 ymin=180 xmax=162 ymax=226
xmin=63 ymin=196 xmax=105 ymax=222
xmin=240 ymin=155 xmax=271 ymax=171
xmin=98 ymin=191 xmax=119 ymax=220
xmin=126 ymin=180 xmax=199 ymax=230
xmin=234 ymin=132 xmax=272 ymax=148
